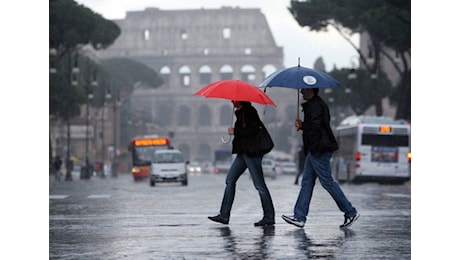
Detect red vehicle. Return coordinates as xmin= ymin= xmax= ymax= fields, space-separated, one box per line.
xmin=129 ymin=135 xmax=172 ymax=181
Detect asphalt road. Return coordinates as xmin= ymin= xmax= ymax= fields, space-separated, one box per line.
xmin=49 ymin=171 xmax=411 ymax=259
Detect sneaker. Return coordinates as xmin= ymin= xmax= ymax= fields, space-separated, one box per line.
xmin=208 ymin=215 xmax=229 ymax=225
xmin=340 ymin=213 xmax=360 ymax=228
xmin=282 ymin=215 xmax=305 ymax=228
xmin=254 ymin=219 xmax=275 ymax=227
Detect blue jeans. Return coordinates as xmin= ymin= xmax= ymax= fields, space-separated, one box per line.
xmin=219 ymin=154 xmax=275 ymax=221
xmin=294 ymin=152 xmax=357 ymax=222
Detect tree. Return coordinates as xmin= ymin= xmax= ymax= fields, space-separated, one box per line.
xmin=289 ymin=0 xmax=410 ymax=120
xmin=50 ymin=0 xmax=121 ymax=120
xmin=50 ymin=0 xmax=121 ymax=178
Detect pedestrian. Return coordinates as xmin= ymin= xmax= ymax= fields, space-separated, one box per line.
xmin=294 ymin=145 xmax=305 ymax=185
xmin=282 ymin=88 xmax=359 ymax=229
xmin=53 ymin=156 xmax=62 ymax=182
xmin=208 ymin=101 xmax=276 ymax=227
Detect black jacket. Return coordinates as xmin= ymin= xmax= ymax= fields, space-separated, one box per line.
xmin=231 ymin=104 xmax=263 ymax=157
xmin=299 ymin=94 xmax=338 ymax=156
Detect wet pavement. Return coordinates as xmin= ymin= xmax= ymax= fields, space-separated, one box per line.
xmin=49 ymin=171 xmax=411 ymax=259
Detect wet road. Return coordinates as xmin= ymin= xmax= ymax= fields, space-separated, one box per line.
xmin=49 ymin=172 xmax=410 ymax=259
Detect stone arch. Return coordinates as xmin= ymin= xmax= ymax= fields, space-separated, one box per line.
xmin=262 ymin=64 xmax=277 ymax=79
xmin=220 ymin=65 xmax=233 ymax=80
xmin=240 ymin=64 xmax=256 ymax=83
xmin=179 ymin=65 xmax=191 ymax=87
xmin=199 ymin=65 xmax=212 ymax=85
xmin=198 ymin=104 xmax=211 ymax=126
xmin=160 ymin=66 xmax=171 ymax=87
xmin=219 ymin=104 xmax=233 ymax=126
xmin=178 ymin=105 xmax=190 ymax=126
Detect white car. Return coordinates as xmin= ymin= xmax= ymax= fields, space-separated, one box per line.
xmin=261 ymin=158 xmax=278 ymax=179
xmin=279 ymin=161 xmax=297 ymax=175
xmin=150 ymin=149 xmax=188 ymax=186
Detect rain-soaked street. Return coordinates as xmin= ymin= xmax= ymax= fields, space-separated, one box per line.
xmin=49 ymin=172 xmax=410 ymax=259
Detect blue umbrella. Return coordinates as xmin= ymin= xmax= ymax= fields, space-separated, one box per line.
xmin=259 ymin=60 xmax=342 ymax=120
xmin=259 ymin=65 xmax=342 ymax=89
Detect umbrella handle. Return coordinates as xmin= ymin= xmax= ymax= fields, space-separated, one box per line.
xmin=221 ymin=135 xmax=232 ymax=144
xmin=221 ymin=107 xmax=236 ymax=144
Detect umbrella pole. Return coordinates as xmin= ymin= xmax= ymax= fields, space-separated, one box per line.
xmin=297 ymin=89 xmax=300 ymax=120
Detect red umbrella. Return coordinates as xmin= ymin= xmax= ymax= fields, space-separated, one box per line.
xmin=194 ymin=80 xmax=276 ymax=106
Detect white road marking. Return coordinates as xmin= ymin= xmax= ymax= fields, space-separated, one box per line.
xmin=383 ymin=193 xmax=410 ymax=198
xmin=87 ymin=194 xmax=111 ymax=199
xmin=49 ymin=195 xmax=69 ymax=199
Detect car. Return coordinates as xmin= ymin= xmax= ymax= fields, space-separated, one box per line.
xmin=261 ymin=158 xmax=278 ymax=179
xmin=150 ymin=149 xmax=188 ymax=186
xmin=279 ymin=161 xmax=297 ymax=175
xmin=213 ymin=161 xmax=232 ymax=174
xmin=187 ymin=161 xmax=202 ymax=175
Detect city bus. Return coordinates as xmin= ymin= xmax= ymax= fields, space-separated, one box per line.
xmin=333 ymin=116 xmax=411 ymax=184
xmin=129 ymin=135 xmax=172 ymax=181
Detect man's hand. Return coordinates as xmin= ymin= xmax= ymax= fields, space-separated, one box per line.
xmin=295 ymin=119 xmax=302 ymax=131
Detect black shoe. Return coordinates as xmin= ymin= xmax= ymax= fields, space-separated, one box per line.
xmin=340 ymin=213 xmax=360 ymax=228
xmin=254 ymin=219 xmax=275 ymax=227
xmin=208 ymin=215 xmax=229 ymax=225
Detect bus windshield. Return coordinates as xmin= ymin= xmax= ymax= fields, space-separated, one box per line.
xmin=132 ymin=144 xmax=170 ymax=165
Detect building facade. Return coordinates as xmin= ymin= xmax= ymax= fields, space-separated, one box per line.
xmin=98 ymin=7 xmax=298 ymax=162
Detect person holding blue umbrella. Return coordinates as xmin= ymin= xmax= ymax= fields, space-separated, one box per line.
xmin=281 ymin=87 xmax=359 ymax=229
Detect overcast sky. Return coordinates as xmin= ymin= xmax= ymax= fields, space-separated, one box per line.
xmin=74 ymin=0 xmax=359 ymax=71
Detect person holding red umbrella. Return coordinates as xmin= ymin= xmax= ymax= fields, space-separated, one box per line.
xmin=208 ymin=101 xmax=275 ymax=227
xmin=282 ymin=88 xmax=359 ymax=229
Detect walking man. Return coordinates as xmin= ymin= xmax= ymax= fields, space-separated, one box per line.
xmin=282 ymin=88 xmax=359 ymax=228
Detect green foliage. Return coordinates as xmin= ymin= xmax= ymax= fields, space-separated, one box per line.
xmin=50 ymin=0 xmax=120 ymax=50
xmin=324 ymin=68 xmax=393 ymax=115
xmin=289 ymin=0 xmax=410 ymax=120
xmin=49 ymin=60 xmax=85 ymax=120
xmin=49 ymin=0 xmax=121 ymax=120
xmin=99 ymin=58 xmax=164 ymax=90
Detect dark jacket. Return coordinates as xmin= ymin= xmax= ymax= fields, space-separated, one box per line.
xmin=299 ymin=94 xmax=338 ymax=156
xmin=231 ymin=104 xmax=263 ymax=157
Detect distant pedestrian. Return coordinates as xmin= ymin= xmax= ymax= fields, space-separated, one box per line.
xmin=53 ymin=156 xmax=62 ymax=182
xmin=294 ymin=146 xmax=305 ymax=185
xmin=282 ymin=88 xmax=359 ymax=229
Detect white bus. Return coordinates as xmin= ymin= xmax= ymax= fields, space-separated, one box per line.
xmin=333 ymin=116 xmax=411 ymax=184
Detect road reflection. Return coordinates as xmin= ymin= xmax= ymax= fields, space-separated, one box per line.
xmin=216 ymin=226 xmax=275 ymax=258
xmin=215 ymin=225 xmax=358 ymax=258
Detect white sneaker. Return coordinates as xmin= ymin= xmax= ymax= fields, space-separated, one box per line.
xmin=282 ymin=215 xmax=305 ymax=228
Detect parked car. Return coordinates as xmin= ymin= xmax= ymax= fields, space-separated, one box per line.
xmin=279 ymin=161 xmax=297 ymax=175
xmin=150 ymin=149 xmax=188 ymax=186
xmin=261 ymin=158 xmax=278 ymax=179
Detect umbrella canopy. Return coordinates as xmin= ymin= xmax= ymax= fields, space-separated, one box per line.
xmin=194 ymin=80 xmax=276 ymax=106
xmin=259 ymin=65 xmax=342 ymax=89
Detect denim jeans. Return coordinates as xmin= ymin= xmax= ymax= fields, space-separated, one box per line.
xmin=219 ymin=154 xmax=275 ymax=221
xmin=294 ymin=151 xmax=357 ymax=222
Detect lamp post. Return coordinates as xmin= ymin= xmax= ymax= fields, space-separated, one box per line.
xmin=65 ymin=51 xmax=79 ymax=181
xmin=111 ymin=90 xmax=122 ymax=178
xmin=85 ymin=90 xmax=94 ymax=179
xmin=102 ymin=88 xmax=112 ymax=176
